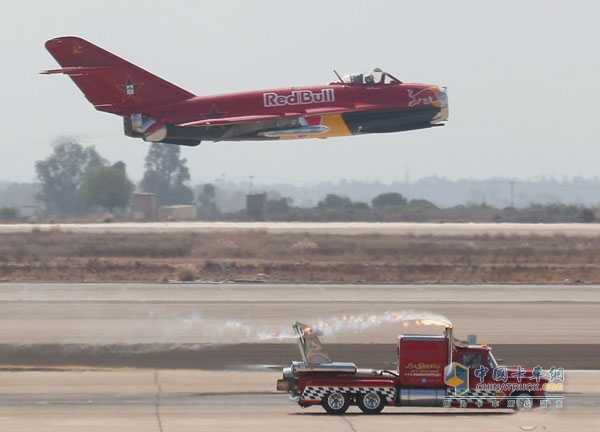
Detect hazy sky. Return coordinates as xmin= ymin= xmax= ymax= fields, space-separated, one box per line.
xmin=3 ymin=0 xmax=599 ymax=185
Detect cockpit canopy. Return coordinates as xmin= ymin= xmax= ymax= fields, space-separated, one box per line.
xmin=338 ymin=68 xmax=402 ymax=85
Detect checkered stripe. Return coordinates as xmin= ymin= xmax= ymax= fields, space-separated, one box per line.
xmin=302 ymin=386 xmax=396 ymax=402
xmin=445 ymin=388 xmax=497 ymax=404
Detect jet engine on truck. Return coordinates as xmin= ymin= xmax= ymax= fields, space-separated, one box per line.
xmin=276 ymin=322 xmax=548 ymax=414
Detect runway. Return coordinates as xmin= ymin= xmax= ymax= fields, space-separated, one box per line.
xmin=0 ymin=282 xmax=598 ymax=431
xmin=4 ymin=221 xmax=600 ymax=236
xmin=1 ymin=283 xmax=598 ymax=344
xmin=1 ymin=370 xmax=598 ymax=431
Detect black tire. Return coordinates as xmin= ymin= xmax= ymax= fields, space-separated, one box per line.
xmin=357 ymin=391 xmax=386 ymax=414
xmin=322 ymin=391 xmax=350 ymax=415
xmin=511 ymin=391 xmax=534 ymax=410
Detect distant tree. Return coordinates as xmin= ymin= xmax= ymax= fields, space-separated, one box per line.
xmin=407 ymin=198 xmax=438 ymax=210
xmin=371 ymin=192 xmax=407 ymax=208
xmin=140 ymin=143 xmax=193 ymax=206
xmin=198 ymin=183 xmax=216 ymax=204
xmin=35 ymin=137 xmax=107 ymax=215
xmin=268 ymin=197 xmax=293 ymax=213
xmin=81 ymin=163 xmax=134 ymax=213
xmin=139 ymin=170 xmax=170 ymax=204
xmin=0 ymin=182 xmax=40 ymax=208
xmin=317 ymin=194 xmax=353 ymax=209
xmin=350 ymin=201 xmax=370 ymax=210
xmin=403 ymin=198 xmax=439 ymax=221
xmin=198 ymin=183 xmax=219 ymax=217
xmin=578 ymin=208 xmax=596 ymax=223
xmin=0 ymin=206 xmax=19 ymax=220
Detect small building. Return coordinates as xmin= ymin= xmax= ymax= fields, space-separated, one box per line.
xmin=158 ymin=205 xmax=198 ymax=221
xmin=129 ymin=193 xmax=157 ymax=220
xmin=20 ymin=204 xmax=43 ymax=219
xmin=246 ymin=193 xmax=267 ymax=221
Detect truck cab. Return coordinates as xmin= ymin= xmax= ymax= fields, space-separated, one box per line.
xmin=455 ymin=344 xmax=498 ymax=369
xmin=449 ymin=341 xmax=548 ymax=409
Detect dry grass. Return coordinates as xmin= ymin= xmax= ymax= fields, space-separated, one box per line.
xmin=1 ymin=230 xmax=600 ymax=283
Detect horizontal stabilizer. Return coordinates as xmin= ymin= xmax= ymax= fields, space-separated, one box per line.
xmin=40 ymin=66 xmax=113 ymax=75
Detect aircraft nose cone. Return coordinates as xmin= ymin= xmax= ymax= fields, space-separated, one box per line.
xmin=440 ymin=87 xmax=449 ymax=120
xmin=439 ymin=87 xmax=448 ymax=108
xmin=431 ymin=86 xmax=449 ymax=124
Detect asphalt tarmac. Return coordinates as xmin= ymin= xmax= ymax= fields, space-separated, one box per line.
xmin=1 ymin=342 xmax=599 ymax=371
xmin=4 ymin=221 xmax=600 ymax=236
xmin=1 ymin=369 xmax=598 ymax=432
xmin=0 ymin=283 xmax=598 ymax=431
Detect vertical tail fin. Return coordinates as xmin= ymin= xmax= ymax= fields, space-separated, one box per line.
xmin=42 ymin=36 xmax=194 ymax=115
xmin=293 ymin=322 xmax=332 ymax=365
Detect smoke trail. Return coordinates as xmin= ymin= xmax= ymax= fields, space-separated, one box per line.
xmin=168 ymin=310 xmax=451 ymax=344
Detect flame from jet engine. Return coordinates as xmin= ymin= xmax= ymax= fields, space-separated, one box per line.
xmin=310 ymin=311 xmax=452 ymax=338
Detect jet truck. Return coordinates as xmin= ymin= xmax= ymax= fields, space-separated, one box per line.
xmin=276 ymin=322 xmax=548 ymax=414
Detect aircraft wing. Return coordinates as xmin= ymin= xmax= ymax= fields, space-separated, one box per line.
xmin=172 ymin=103 xmax=382 ymax=140
xmin=176 ymin=103 xmax=372 ymax=128
xmin=176 ymin=114 xmax=286 ymax=127
xmin=351 ymin=102 xmax=380 ymax=110
xmin=303 ymin=103 xmax=378 ymax=115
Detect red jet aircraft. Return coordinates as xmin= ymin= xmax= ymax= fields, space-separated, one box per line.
xmin=43 ymin=36 xmax=448 ymax=146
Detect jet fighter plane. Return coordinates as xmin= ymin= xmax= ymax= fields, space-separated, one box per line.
xmin=43 ymin=36 xmax=448 ymax=146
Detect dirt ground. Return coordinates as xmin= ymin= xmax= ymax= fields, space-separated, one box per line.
xmin=3 ymin=230 xmax=600 ymax=283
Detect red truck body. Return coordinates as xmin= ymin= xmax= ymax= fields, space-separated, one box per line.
xmin=277 ymin=323 xmax=547 ymax=414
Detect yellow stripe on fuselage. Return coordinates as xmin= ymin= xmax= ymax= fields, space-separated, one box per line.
xmin=319 ymin=114 xmax=352 ymax=138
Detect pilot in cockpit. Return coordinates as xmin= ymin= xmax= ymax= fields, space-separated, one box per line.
xmin=351 ymin=74 xmax=364 ymax=84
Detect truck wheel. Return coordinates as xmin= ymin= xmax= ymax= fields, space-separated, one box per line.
xmin=358 ymin=391 xmax=386 ymax=414
xmin=511 ymin=391 xmax=534 ymax=410
xmin=322 ymin=391 xmax=350 ymax=415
